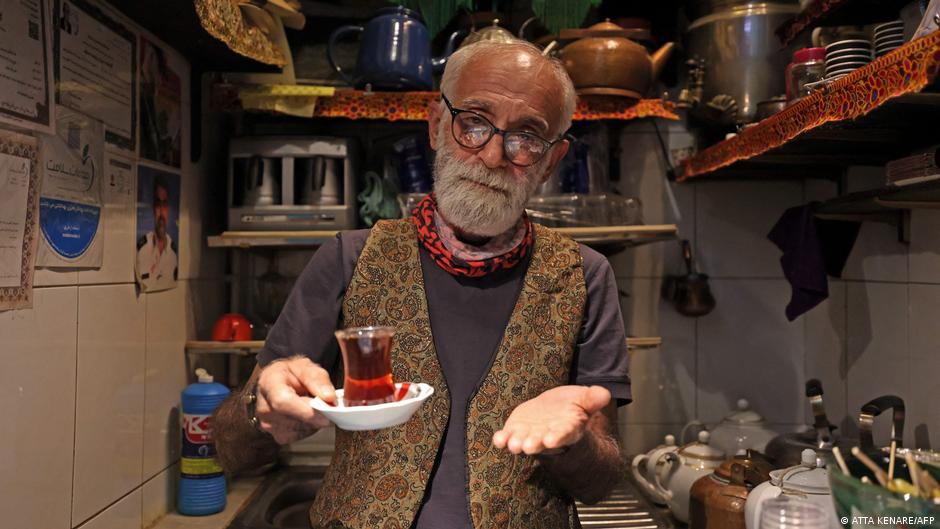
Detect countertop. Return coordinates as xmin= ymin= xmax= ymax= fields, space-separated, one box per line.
xmin=147 ymin=476 xmax=265 ymax=529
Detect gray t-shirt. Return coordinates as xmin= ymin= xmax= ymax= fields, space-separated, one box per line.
xmin=258 ymin=229 xmax=631 ymax=529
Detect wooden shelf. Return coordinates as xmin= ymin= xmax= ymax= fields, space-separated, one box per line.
xmin=776 ymin=0 xmax=915 ymax=46
xmin=186 ymin=340 xmax=262 ymax=355
xmin=678 ymin=32 xmax=940 ymax=182
xmin=211 ymin=86 xmax=680 ymax=122
xmin=207 ymin=224 xmax=678 ymax=250
xmin=815 ymin=179 xmax=940 ymax=218
xmin=186 ymin=338 xmax=661 ymax=353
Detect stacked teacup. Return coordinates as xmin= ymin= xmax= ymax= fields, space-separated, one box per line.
xmin=873 ymin=20 xmax=905 ymax=57
xmin=824 ymin=39 xmax=872 ymax=80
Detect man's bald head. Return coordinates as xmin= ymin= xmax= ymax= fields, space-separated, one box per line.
xmin=439 ymin=40 xmax=576 ymax=136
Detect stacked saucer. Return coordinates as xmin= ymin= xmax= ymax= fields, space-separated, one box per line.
xmin=873 ymin=21 xmax=905 ymax=56
xmin=824 ymin=39 xmax=872 ymax=80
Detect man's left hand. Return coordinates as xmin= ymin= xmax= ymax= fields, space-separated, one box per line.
xmin=492 ymin=385 xmax=611 ymax=455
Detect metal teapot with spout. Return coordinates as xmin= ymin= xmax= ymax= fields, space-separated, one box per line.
xmin=557 ymin=19 xmax=674 ymax=101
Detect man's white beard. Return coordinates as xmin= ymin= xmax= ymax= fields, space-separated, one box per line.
xmin=433 ymin=137 xmax=547 ymax=238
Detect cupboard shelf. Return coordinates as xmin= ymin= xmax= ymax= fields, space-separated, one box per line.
xmin=775 ymin=0 xmax=918 ymax=46
xmin=186 ymin=338 xmax=662 ymax=354
xmin=677 ymin=32 xmax=940 ymax=182
xmin=815 ymin=178 xmax=940 ymax=218
xmin=207 ymin=224 xmax=678 ymax=250
xmin=210 ymin=86 xmax=680 ymax=122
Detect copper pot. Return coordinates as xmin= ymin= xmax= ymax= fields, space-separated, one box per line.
xmin=557 ymin=20 xmax=674 ymax=101
xmin=689 ymin=451 xmax=773 ymax=529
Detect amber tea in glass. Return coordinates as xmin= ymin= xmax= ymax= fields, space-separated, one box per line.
xmin=334 ymin=326 xmax=396 ymax=406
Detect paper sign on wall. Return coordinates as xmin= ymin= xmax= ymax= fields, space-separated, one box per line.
xmin=0 ymin=0 xmax=55 ymax=133
xmin=0 ymin=131 xmax=41 ymax=311
xmin=54 ymin=0 xmax=137 ymax=151
xmin=37 ymin=108 xmax=104 ymax=268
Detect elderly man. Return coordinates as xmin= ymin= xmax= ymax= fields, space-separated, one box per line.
xmin=213 ymin=40 xmax=631 ymax=529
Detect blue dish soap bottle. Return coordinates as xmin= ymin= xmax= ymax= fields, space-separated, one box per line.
xmin=178 ymin=368 xmax=230 ymax=515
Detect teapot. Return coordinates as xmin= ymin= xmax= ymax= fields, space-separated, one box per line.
xmin=654 ymin=431 xmax=726 ymax=523
xmin=557 ymin=19 xmax=674 ymax=102
xmin=745 ymin=449 xmax=840 ymax=529
xmin=707 ymin=399 xmax=779 ymax=456
xmin=689 ymin=450 xmax=773 ymax=529
xmin=327 ymin=7 xmax=461 ymax=90
xmin=459 ymin=18 xmax=517 ymax=47
xmin=765 ymin=379 xmax=848 ymax=467
xmin=631 ymin=434 xmax=679 ymax=505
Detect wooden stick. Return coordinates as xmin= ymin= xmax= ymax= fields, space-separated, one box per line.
xmin=832 ymin=446 xmax=851 ymax=476
xmin=888 ymin=440 xmax=897 ymax=481
xmin=852 ymin=447 xmax=888 ymax=487
xmin=920 ymin=468 xmax=940 ymax=495
xmin=905 ymin=453 xmax=923 ymax=494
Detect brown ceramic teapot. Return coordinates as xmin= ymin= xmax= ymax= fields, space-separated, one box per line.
xmin=557 ymin=20 xmax=675 ymax=101
xmin=689 ymin=450 xmax=773 ymax=529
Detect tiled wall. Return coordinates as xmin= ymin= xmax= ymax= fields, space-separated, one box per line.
xmin=0 ymin=5 xmax=226 ymax=528
xmin=613 ymin=120 xmax=938 ymax=456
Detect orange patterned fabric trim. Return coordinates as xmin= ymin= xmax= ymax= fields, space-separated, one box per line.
xmin=679 ymin=31 xmax=940 ymax=181
xmin=776 ymin=0 xmax=843 ymax=46
xmin=313 ymin=91 xmax=679 ymax=121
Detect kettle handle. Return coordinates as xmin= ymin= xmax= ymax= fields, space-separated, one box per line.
xmin=327 ymin=25 xmax=363 ymax=85
xmin=652 ymin=452 xmax=679 ymax=500
xmin=432 ymin=30 xmax=465 ymax=73
xmin=630 ymin=454 xmax=657 ymax=497
xmin=858 ymin=395 xmax=904 ymax=451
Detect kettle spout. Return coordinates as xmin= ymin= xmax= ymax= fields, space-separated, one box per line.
xmin=650 ymin=42 xmax=676 ymax=82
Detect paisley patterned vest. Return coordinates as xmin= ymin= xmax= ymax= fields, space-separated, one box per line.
xmin=309 ymin=219 xmax=587 ymax=529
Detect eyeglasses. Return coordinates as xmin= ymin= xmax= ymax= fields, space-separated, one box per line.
xmin=441 ymin=94 xmax=564 ymax=167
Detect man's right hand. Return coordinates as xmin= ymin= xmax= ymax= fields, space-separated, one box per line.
xmin=255 ymin=356 xmax=336 ymax=444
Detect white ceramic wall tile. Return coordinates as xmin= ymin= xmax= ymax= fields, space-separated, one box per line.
xmin=73 ymin=284 xmax=146 ymax=526
xmin=844 ymin=166 xmax=886 ymax=193
xmin=804 ymin=180 xmax=838 ymax=202
xmin=697 ymin=279 xmax=806 ymax=424
xmin=618 ymin=422 xmax=687 ymax=456
xmin=619 ymin=278 xmax=697 ymax=425
xmin=74 ymin=489 xmax=142 ymax=529
xmin=804 ymin=280 xmax=848 ymax=427
xmin=907 ymin=284 xmax=940 ymax=449
xmin=845 ymin=282 xmax=910 ymax=445
xmin=143 ymin=463 xmax=177 ymax=528
xmin=909 ymin=210 xmax=940 ymax=285
xmin=144 ymin=285 xmax=188 ymax=479
xmin=0 ymin=287 xmax=77 ymax=529
xmin=34 ymin=267 xmax=79 ymax=286
xmin=608 ymin=181 xmax=694 ymax=278
xmin=78 ymin=154 xmax=138 ymax=285
xmin=695 ymin=181 xmax=803 ymax=278
xmin=841 ymin=221 xmax=909 ymax=282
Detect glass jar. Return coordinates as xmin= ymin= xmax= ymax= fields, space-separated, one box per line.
xmin=786 ymin=47 xmax=826 ymax=102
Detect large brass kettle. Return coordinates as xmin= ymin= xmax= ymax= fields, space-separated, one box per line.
xmin=558 ymin=20 xmax=674 ymax=101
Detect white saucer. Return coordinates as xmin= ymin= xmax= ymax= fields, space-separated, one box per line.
xmin=311 ymin=382 xmax=434 ymax=431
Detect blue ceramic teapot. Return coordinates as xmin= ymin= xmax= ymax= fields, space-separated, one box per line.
xmin=327 ymin=7 xmax=462 ymax=91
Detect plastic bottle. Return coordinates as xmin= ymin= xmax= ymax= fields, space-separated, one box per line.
xmin=177 ymin=368 xmax=230 ymax=515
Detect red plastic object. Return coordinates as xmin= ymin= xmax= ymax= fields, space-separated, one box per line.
xmin=211 ymin=313 xmax=253 ymax=341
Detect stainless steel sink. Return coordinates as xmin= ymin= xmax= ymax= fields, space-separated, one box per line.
xmin=227 ymin=466 xmax=326 ymax=529
xmin=228 ymin=466 xmax=674 ymax=529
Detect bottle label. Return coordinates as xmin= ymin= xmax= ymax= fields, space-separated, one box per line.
xmin=181 ymin=413 xmax=222 ymax=478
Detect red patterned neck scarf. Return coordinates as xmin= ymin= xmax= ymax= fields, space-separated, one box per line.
xmin=412 ymin=194 xmax=534 ymax=278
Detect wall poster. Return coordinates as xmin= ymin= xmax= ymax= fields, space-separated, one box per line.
xmin=135 ymin=164 xmax=178 ymax=293
xmin=139 ymin=35 xmax=182 ymax=168
xmin=0 ymin=0 xmax=55 ymax=132
xmin=0 ymin=130 xmax=41 ymax=311
xmin=37 ymin=107 xmax=104 ymax=268
xmin=54 ymin=0 xmax=136 ymax=151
